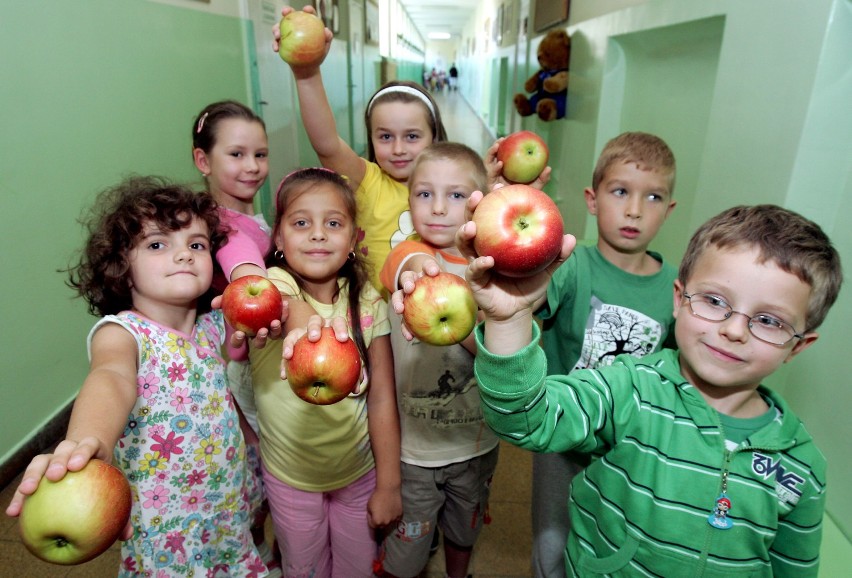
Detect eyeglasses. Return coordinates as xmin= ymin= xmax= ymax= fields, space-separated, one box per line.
xmin=682 ymin=292 xmax=804 ymax=346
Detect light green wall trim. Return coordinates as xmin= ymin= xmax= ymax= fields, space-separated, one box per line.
xmin=0 ymin=0 xmax=251 ymax=464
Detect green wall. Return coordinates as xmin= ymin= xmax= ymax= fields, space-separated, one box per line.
xmin=0 ymin=1 xmax=253 ymax=463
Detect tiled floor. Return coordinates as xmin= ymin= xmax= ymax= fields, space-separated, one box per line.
xmin=0 ymin=440 xmax=533 ymax=577
xmin=0 ymin=92 xmax=533 ymax=577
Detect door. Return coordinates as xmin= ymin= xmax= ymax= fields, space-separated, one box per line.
xmin=243 ymin=0 xmax=301 ymax=219
xmin=348 ymin=0 xmax=367 ymax=155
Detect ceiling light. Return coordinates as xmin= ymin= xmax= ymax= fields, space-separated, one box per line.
xmin=428 ymin=32 xmax=451 ymax=40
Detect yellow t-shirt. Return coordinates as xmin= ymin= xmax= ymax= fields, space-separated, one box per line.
xmin=354 ymin=161 xmax=414 ymax=294
xmin=249 ymin=268 xmax=390 ymax=492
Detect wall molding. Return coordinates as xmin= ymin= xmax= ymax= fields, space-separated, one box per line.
xmin=0 ymin=401 xmax=72 ymax=491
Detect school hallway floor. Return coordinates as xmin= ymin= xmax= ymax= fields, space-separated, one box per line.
xmin=0 ymin=90 xmax=536 ymax=577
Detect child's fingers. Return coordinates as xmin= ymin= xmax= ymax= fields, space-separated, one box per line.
xmin=455 ymin=220 xmax=479 ymax=262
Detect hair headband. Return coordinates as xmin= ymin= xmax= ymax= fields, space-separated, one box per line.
xmin=367 ymin=86 xmax=436 ymax=119
xmin=276 ymin=167 xmax=346 ymax=199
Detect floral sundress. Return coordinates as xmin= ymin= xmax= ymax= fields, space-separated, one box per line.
xmin=89 ymin=310 xmax=267 ymax=577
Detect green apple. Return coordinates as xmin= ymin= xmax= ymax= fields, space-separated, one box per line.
xmin=19 ymin=459 xmax=132 ymax=565
xmin=497 ymin=130 xmax=549 ymax=184
xmin=403 ymin=271 xmax=477 ymax=345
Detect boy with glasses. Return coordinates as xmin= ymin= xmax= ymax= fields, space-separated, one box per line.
xmin=458 ymin=203 xmax=842 ymax=576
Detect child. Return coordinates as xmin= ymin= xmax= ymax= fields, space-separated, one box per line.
xmin=192 ymin=100 xmax=281 ymax=573
xmin=249 ymin=168 xmax=402 ymax=577
xmin=5 ymin=176 xmax=268 ymax=576
xmin=531 ymin=131 xmax=678 ymax=577
xmin=273 ymin=6 xmax=448 ymax=292
xmin=461 ymin=202 xmax=842 ymax=576
xmin=192 ymin=99 xmax=271 ymax=291
xmin=375 ymin=143 xmax=499 ymax=578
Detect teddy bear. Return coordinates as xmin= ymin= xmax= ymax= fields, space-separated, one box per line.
xmin=514 ymin=28 xmax=570 ymax=122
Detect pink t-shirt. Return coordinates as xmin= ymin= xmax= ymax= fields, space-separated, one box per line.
xmin=214 ymin=207 xmax=272 ymax=293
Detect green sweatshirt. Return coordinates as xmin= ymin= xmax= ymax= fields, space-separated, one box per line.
xmin=474 ymin=324 xmax=825 ymax=577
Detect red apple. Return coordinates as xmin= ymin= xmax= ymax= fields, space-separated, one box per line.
xmin=403 ymin=272 xmax=477 ymax=346
xmin=221 ymin=275 xmax=284 ymax=336
xmin=278 ymin=11 xmax=326 ymax=66
xmin=285 ymin=326 xmax=363 ymax=405
xmin=18 ymin=459 xmax=132 ymax=565
xmin=497 ymin=130 xmax=549 ymax=184
xmin=472 ymin=184 xmax=564 ymax=277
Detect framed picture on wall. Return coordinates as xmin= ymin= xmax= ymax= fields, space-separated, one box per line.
xmin=534 ymin=0 xmax=570 ymax=32
xmin=313 ymin=0 xmax=340 ymax=34
xmin=366 ymin=0 xmax=379 ymax=46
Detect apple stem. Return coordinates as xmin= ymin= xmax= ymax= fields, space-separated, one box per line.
xmin=313 ymin=385 xmax=320 ymax=398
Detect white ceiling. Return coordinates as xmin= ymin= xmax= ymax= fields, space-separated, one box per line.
xmin=397 ymin=0 xmax=480 ymax=41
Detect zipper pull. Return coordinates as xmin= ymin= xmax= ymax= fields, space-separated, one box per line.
xmin=707 ymin=470 xmax=733 ymax=529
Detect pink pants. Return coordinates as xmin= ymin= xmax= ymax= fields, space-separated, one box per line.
xmin=262 ymin=464 xmax=378 ymax=578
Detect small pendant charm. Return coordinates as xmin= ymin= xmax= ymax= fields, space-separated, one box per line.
xmin=707 ymin=493 xmax=733 ymax=529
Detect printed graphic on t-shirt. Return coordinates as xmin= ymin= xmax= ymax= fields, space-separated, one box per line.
xmin=573 ymin=296 xmax=663 ymax=370
xmin=400 ymin=370 xmax=483 ymax=429
xmin=389 ymin=210 xmax=414 ymax=249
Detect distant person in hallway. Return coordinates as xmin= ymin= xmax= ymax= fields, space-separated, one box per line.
xmin=376 ymin=143 xmax=498 ymax=578
xmin=461 ymin=202 xmax=840 ymax=577
xmin=273 ymin=5 xmax=448 ymax=294
xmin=449 ymin=63 xmax=458 ymax=91
xmin=5 ymin=177 xmax=269 ymax=576
xmin=530 ymin=132 xmax=679 ymax=578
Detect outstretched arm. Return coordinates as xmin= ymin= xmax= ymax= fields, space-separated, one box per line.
xmin=6 ymin=323 xmax=137 ymax=540
xmin=273 ymin=5 xmax=366 ymax=189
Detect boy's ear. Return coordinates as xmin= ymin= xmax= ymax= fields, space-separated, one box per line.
xmin=665 ymin=199 xmax=677 ymax=218
xmin=583 ymin=187 xmax=598 ymax=215
xmin=672 ymin=279 xmax=685 ymax=320
xmin=785 ymin=331 xmax=819 ymax=363
xmin=193 ymin=148 xmax=210 ymax=176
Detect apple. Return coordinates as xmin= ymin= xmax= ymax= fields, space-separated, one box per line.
xmin=285 ymin=326 xmax=363 ymax=405
xmin=221 ymin=275 xmax=284 ymax=336
xmin=18 ymin=459 xmax=132 ymax=565
xmin=403 ymin=272 xmax=477 ymax=346
xmin=278 ymin=11 xmax=326 ymax=66
xmin=472 ymin=184 xmax=564 ymax=277
xmin=497 ymin=130 xmax=549 ymax=184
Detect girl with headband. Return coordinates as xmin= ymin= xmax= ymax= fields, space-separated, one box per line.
xmin=273 ymin=6 xmax=447 ymax=294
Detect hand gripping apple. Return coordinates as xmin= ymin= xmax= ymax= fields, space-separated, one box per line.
xmin=285 ymin=326 xmax=363 ymax=405
xmin=472 ymin=184 xmax=564 ymax=277
xmin=18 ymin=459 xmax=132 ymax=565
xmin=403 ymin=272 xmax=477 ymax=346
xmin=221 ymin=275 xmax=284 ymax=336
xmin=496 ymin=130 xmax=549 ymax=184
xmin=278 ymin=10 xmax=327 ymax=65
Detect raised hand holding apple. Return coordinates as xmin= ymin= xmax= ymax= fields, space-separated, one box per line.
xmin=221 ymin=275 xmax=284 ymax=336
xmin=285 ymin=326 xmax=363 ymax=405
xmin=403 ymin=272 xmax=477 ymax=345
xmin=471 ymin=184 xmax=564 ymax=277
xmin=18 ymin=459 xmax=132 ymax=565
xmin=496 ymin=130 xmax=549 ymax=184
xmin=277 ymin=8 xmax=328 ymax=66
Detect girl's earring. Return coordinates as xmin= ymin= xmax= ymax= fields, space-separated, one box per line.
xmin=274 ymin=249 xmax=286 ymax=262
xmin=348 ymin=251 xmax=356 ymax=261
